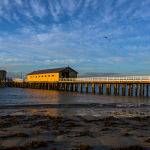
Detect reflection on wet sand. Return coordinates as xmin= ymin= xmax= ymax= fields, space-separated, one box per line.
xmin=27 ymin=108 xmax=59 ymax=116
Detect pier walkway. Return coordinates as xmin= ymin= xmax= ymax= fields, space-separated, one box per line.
xmin=5 ymin=76 xmax=150 ymax=97
xmin=60 ymin=76 xmax=150 ymax=83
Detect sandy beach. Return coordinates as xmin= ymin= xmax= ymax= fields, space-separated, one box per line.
xmin=0 ymin=88 xmax=150 ymax=150
xmin=0 ymin=110 xmax=150 ymax=150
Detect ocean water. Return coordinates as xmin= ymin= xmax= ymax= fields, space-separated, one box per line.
xmin=0 ymin=87 xmax=150 ymax=117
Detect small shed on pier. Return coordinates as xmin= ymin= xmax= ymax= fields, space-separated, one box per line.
xmin=0 ymin=70 xmax=6 ymax=81
xmin=27 ymin=67 xmax=78 ymax=82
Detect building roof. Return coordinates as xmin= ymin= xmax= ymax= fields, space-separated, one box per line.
xmin=28 ymin=67 xmax=78 ymax=75
xmin=0 ymin=70 xmax=6 ymax=72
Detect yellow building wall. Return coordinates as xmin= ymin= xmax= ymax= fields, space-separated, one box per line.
xmin=27 ymin=73 xmax=60 ymax=82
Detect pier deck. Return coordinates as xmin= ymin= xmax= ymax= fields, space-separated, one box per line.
xmin=59 ymin=76 xmax=150 ymax=84
xmin=5 ymin=76 xmax=150 ymax=97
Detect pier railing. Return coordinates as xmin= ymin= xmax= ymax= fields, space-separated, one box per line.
xmin=60 ymin=76 xmax=150 ymax=83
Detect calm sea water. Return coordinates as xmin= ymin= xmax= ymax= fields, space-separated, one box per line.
xmin=0 ymin=87 xmax=150 ymax=117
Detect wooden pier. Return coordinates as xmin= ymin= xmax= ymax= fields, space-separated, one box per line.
xmin=5 ymin=76 xmax=150 ymax=97
xmin=0 ymin=81 xmax=6 ymax=88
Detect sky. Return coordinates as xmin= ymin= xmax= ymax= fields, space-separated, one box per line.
xmin=0 ymin=0 xmax=150 ymax=75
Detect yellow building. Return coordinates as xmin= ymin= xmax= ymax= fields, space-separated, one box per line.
xmin=27 ymin=67 xmax=78 ymax=82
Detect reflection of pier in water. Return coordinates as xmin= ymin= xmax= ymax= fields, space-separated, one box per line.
xmin=24 ymin=89 xmax=61 ymax=104
xmin=6 ymin=76 xmax=150 ymax=97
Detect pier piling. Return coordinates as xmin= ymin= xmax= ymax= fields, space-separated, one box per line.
xmin=4 ymin=76 xmax=150 ymax=97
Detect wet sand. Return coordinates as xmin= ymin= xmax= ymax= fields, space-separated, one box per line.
xmin=0 ymin=88 xmax=150 ymax=149
xmin=0 ymin=111 xmax=150 ymax=150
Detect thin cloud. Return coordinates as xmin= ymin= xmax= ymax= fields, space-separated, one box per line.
xmin=14 ymin=0 xmax=22 ymax=5
xmin=0 ymin=0 xmax=149 ymax=74
xmin=29 ymin=0 xmax=47 ymax=18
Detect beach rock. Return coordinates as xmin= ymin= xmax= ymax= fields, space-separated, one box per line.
xmin=122 ymin=133 xmax=131 ymax=137
xmin=78 ymin=144 xmax=92 ymax=150
xmin=144 ymin=137 xmax=150 ymax=143
xmin=25 ymin=140 xmax=48 ymax=148
xmin=0 ymin=146 xmax=27 ymax=150
xmin=111 ymin=145 xmax=145 ymax=150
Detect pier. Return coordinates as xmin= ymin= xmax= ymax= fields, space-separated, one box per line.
xmin=0 ymin=81 xmax=6 ymax=88
xmin=5 ymin=76 xmax=150 ymax=97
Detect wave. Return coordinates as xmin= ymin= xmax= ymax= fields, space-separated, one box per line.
xmin=0 ymin=103 xmax=150 ymax=109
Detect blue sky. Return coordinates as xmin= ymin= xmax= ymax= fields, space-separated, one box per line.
xmin=0 ymin=0 xmax=150 ymax=75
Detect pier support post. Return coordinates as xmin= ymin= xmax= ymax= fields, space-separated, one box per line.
xmin=72 ymin=84 xmax=75 ymax=92
xmin=117 ymin=84 xmax=120 ymax=96
xmin=48 ymin=83 xmax=50 ymax=90
xmin=64 ymin=83 xmax=67 ymax=91
xmin=80 ymin=83 xmax=83 ymax=93
xmin=44 ymin=83 xmax=47 ymax=90
xmin=135 ymin=84 xmax=138 ymax=96
xmin=139 ymin=84 xmax=142 ymax=97
xmin=106 ymin=84 xmax=110 ymax=95
xmin=99 ymin=84 xmax=102 ymax=95
xmin=146 ymin=84 xmax=149 ymax=97
xmin=66 ymin=83 xmax=70 ymax=91
xmin=122 ymin=84 xmax=126 ymax=96
xmin=59 ymin=83 xmax=62 ymax=90
xmin=34 ymin=83 xmax=36 ymax=89
xmin=131 ymin=84 xmax=133 ymax=96
xmin=51 ymin=83 xmax=53 ymax=90
xmin=92 ymin=84 xmax=95 ymax=93
xmin=75 ymin=84 xmax=78 ymax=92
xmin=143 ymin=84 xmax=145 ymax=96
xmin=109 ymin=84 xmax=111 ymax=95
xmin=114 ymin=84 xmax=117 ymax=96
xmin=128 ymin=84 xmax=131 ymax=96
xmin=70 ymin=83 xmax=73 ymax=92
xmin=86 ymin=84 xmax=88 ymax=93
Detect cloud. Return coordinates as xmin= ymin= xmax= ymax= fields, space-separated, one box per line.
xmin=48 ymin=1 xmax=63 ymax=21
xmin=61 ymin=0 xmax=82 ymax=15
xmin=30 ymin=0 xmax=47 ymax=18
xmin=0 ymin=0 xmax=150 ymax=74
xmin=15 ymin=0 xmax=22 ymax=5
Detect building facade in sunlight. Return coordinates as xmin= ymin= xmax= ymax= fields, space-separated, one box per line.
xmin=27 ymin=67 xmax=78 ymax=82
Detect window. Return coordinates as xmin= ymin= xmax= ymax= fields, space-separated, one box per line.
xmin=45 ymin=75 xmax=46 ymax=77
xmin=52 ymin=75 xmax=54 ymax=77
xmin=42 ymin=75 xmax=43 ymax=77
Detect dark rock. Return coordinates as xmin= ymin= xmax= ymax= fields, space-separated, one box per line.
xmin=144 ymin=138 xmax=150 ymax=143
xmin=123 ymin=133 xmax=131 ymax=137
xmin=26 ymin=140 xmax=48 ymax=148
xmin=0 ymin=146 xmax=27 ymax=150
xmin=78 ymin=144 xmax=92 ymax=150
xmin=111 ymin=145 xmax=146 ymax=150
